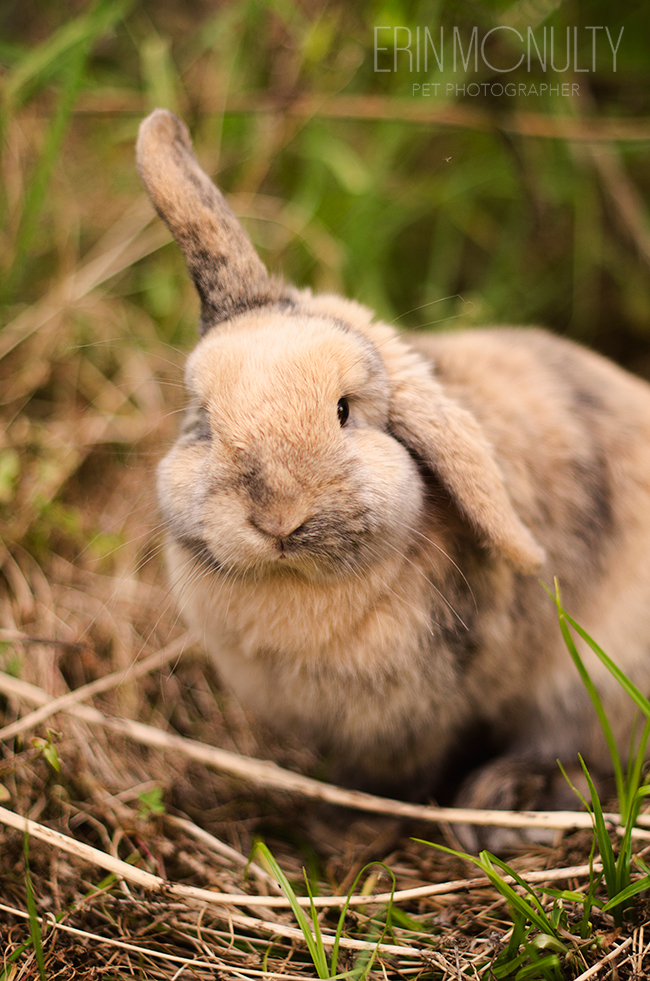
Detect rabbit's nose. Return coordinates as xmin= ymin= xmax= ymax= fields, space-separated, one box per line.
xmin=249 ymin=513 xmax=309 ymax=542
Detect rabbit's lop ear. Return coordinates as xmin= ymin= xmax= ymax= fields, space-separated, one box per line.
xmin=390 ymin=373 xmax=545 ymax=574
xmin=137 ymin=109 xmax=283 ymax=333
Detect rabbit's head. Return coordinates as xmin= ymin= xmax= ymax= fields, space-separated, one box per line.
xmin=137 ymin=109 xmax=544 ymax=586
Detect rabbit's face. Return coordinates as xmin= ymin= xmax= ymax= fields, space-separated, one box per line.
xmin=139 ymin=108 xmax=544 ymax=578
xmin=157 ymin=309 xmax=426 ymax=582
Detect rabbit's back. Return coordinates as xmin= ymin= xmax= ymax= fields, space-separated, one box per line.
xmin=409 ymin=327 xmax=650 ymax=771
xmin=411 ymin=326 xmax=650 ymax=584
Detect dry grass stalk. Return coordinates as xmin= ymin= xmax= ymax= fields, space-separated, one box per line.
xmin=0 ymin=802 xmax=609 ymax=910
xmin=0 ymin=903 xmax=321 ymax=980
xmin=2 ymin=668 xmax=649 ymax=840
xmin=0 ymin=202 xmax=167 ymax=364
xmin=0 ymin=632 xmax=190 ymax=741
xmin=72 ymin=90 xmax=650 ymax=143
xmin=0 ymin=897 xmax=424 ymax=961
xmin=572 ymin=937 xmax=633 ymax=981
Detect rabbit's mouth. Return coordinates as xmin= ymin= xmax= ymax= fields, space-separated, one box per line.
xmin=171 ymin=508 xmax=386 ymax=584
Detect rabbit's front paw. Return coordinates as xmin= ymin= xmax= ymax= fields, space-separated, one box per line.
xmin=452 ymin=757 xmax=588 ymax=853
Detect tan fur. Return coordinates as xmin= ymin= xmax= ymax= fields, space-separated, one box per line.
xmin=139 ymin=110 xmax=650 ymax=821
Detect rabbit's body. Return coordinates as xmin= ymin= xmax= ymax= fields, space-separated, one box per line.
xmin=139 ymin=109 xmax=650 ymax=817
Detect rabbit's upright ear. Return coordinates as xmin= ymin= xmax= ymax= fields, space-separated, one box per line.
xmin=137 ymin=109 xmax=285 ymax=333
xmin=390 ymin=369 xmax=545 ymax=574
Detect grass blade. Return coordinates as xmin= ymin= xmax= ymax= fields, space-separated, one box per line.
xmin=561 ymin=607 xmax=650 ymax=718
xmin=23 ymin=834 xmax=47 ymax=981
xmin=485 ymin=852 xmax=563 ymax=934
xmin=600 ymin=874 xmax=650 ymax=912
xmin=253 ymin=842 xmax=329 ymax=978
xmin=330 ymin=862 xmax=396 ymax=975
xmin=3 ymin=44 xmax=87 ymax=301
xmin=353 ymin=865 xmax=396 ymax=981
xmin=547 ymin=580 xmax=625 ymax=809
xmin=515 ymin=954 xmax=562 ymax=980
xmin=5 ymin=0 xmax=133 ymax=104
xmin=578 ymin=757 xmax=620 ymax=911
xmin=2 ymin=0 xmax=135 ymax=302
xmin=624 ymin=715 xmax=650 ymax=822
xmin=480 ymin=852 xmax=561 ymax=941
xmin=415 ymin=840 xmax=561 ymax=941
xmin=303 ymin=871 xmax=329 ymax=978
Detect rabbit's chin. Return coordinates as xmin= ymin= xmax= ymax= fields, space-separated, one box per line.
xmin=193 ymin=552 xmax=363 ymax=586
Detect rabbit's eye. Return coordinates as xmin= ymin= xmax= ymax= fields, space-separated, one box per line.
xmin=337 ymin=397 xmax=349 ymax=427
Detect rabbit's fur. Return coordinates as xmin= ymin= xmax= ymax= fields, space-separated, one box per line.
xmin=139 ymin=109 xmax=650 ymax=823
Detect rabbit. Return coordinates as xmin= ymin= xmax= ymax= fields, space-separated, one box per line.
xmin=137 ymin=108 xmax=650 ymax=839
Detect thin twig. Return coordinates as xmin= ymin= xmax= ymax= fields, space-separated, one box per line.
xmin=0 ymin=903 xmax=317 ymax=979
xmin=225 ymin=910 xmax=422 ymax=956
xmin=0 ymin=805 xmax=607 ymax=909
xmin=0 ymin=633 xmax=191 ymax=741
xmin=572 ymin=936 xmax=633 ymax=981
xmin=69 ymin=90 xmax=650 ymax=143
xmin=1 ymin=669 xmax=649 ymax=837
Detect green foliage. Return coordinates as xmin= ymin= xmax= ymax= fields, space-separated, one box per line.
xmin=31 ymin=731 xmax=61 ymax=772
xmin=1 ymin=0 xmax=135 ymax=301
xmin=548 ymin=581 xmax=650 ymax=926
xmin=415 ymin=840 xmax=568 ymax=980
xmin=1 ymin=0 xmax=650 ymax=355
xmin=137 ymin=785 xmax=166 ymax=819
xmin=23 ymin=835 xmax=47 ymax=981
xmin=253 ymin=842 xmax=395 ymax=980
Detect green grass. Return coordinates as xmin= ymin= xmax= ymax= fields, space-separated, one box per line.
xmin=417 ymin=584 xmax=650 ymax=977
xmin=253 ymin=842 xmax=396 ymax=980
xmin=549 ymin=581 xmax=650 ymax=926
xmin=415 ymin=840 xmax=569 ymax=980
xmin=0 ymin=836 xmax=50 ymax=981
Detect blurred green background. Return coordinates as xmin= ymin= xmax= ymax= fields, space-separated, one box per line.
xmin=1 ymin=0 xmax=650 ymax=558
xmin=2 ymin=0 xmax=650 ymax=357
